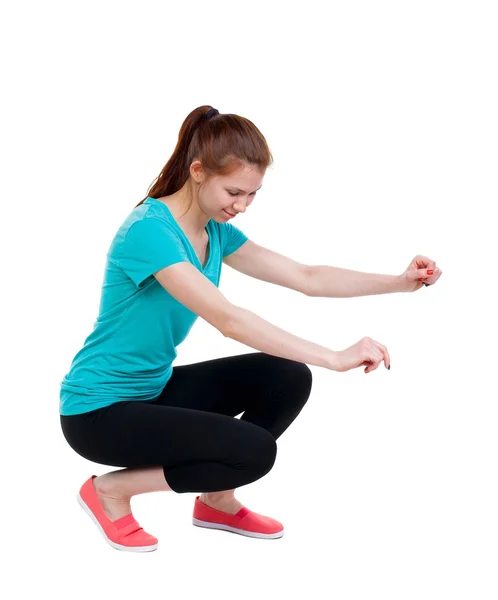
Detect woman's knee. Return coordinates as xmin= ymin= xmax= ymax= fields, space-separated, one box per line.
xmin=281 ymin=359 xmax=313 ymax=405
xmin=262 ymin=354 xmax=312 ymax=387
xmin=239 ymin=425 xmax=277 ymax=479
xmin=257 ymin=429 xmax=278 ymax=475
xmin=293 ymin=361 xmax=313 ymax=392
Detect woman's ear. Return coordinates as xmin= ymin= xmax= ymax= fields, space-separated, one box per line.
xmin=189 ymin=160 xmax=205 ymax=184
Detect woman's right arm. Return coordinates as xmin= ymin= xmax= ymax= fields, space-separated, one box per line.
xmin=154 ymin=261 xmax=340 ymax=371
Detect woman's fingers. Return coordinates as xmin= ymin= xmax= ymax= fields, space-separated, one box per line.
xmin=419 ymin=266 xmax=442 ymax=284
xmin=363 ymin=339 xmax=390 ymax=373
xmin=374 ymin=341 xmax=390 ymax=369
xmin=364 ymin=347 xmax=384 ymax=373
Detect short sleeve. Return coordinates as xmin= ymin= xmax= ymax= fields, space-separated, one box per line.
xmin=112 ymin=218 xmax=189 ymax=288
xmin=222 ymin=222 xmax=249 ymax=258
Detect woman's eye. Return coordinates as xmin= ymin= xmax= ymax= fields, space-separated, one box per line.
xmin=228 ymin=191 xmax=258 ymax=197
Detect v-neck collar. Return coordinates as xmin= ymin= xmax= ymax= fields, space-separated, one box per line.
xmin=146 ymin=197 xmax=213 ymax=271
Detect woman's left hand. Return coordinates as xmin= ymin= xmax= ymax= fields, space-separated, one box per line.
xmin=399 ymin=255 xmax=443 ymax=292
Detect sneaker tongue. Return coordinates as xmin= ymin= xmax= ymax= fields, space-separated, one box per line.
xmin=236 ymin=506 xmax=250 ymax=518
xmin=112 ymin=513 xmax=136 ymax=529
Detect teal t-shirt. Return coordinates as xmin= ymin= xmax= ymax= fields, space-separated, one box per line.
xmin=59 ymin=197 xmax=249 ymax=416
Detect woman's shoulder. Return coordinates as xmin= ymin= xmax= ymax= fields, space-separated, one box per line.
xmin=106 ymin=204 xmax=179 ymax=255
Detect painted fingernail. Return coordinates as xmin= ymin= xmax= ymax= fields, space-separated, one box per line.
xmin=427 ymin=270 xmax=434 ymax=274
xmin=388 ymin=365 xmax=390 ymax=370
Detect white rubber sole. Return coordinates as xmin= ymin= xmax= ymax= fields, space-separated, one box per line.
xmin=192 ymin=517 xmax=284 ymax=539
xmin=76 ymin=493 xmax=158 ymax=552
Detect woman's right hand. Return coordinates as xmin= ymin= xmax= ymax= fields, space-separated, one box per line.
xmin=331 ymin=337 xmax=391 ymax=373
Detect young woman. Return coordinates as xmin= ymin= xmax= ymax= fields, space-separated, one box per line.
xmin=59 ymin=105 xmax=442 ymax=553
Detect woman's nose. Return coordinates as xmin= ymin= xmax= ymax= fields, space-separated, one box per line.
xmin=233 ymin=201 xmax=247 ymax=213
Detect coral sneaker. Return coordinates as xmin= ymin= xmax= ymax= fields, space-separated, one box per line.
xmin=192 ymin=496 xmax=284 ymax=539
xmin=76 ymin=475 xmax=158 ymax=552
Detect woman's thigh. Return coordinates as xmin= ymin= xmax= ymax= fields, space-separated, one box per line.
xmin=154 ymin=352 xmax=312 ymax=420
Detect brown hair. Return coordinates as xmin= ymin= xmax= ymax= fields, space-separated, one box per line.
xmin=135 ymin=105 xmax=273 ymax=213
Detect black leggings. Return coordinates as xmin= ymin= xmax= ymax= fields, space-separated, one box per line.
xmin=60 ymin=352 xmax=312 ymax=493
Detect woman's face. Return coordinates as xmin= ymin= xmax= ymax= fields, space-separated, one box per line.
xmin=199 ymin=163 xmax=265 ymax=222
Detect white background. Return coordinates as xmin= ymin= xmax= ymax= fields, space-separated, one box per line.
xmin=2 ymin=1 xmax=496 ymax=598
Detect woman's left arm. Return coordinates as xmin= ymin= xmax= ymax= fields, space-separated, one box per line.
xmin=308 ymin=255 xmax=442 ymax=298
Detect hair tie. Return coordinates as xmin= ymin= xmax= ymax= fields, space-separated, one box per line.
xmin=205 ymin=108 xmax=219 ymax=120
